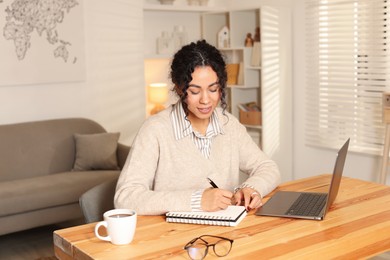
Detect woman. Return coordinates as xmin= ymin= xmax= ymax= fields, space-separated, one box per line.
xmin=114 ymin=40 xmax=280 ymax=215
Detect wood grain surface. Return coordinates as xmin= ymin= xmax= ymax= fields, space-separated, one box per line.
xmin=54 ymin=175 xmax=390 ymax=259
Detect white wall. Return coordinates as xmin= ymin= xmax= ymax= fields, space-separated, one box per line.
xmin=292 ymin=0 xmax=386 ymax=184
xmin=0 ymin=0 xmax=145 ymax=146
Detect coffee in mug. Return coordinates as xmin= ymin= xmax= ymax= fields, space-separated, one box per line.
xmin=95 ymin=209 xmax=137 ymax=245
xmin=109 ymin=213 xmax=134 ymax=218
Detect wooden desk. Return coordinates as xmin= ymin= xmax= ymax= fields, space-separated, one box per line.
xmin=54 ymin=175 xmax=390 ymax=259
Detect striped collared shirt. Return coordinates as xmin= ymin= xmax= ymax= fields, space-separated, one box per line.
xmin=170 ymin=102 xmax=224 ymax=159
xmin=170 ymin=102 xmax=224 ymax=211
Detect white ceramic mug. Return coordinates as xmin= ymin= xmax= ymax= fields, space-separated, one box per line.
xmin=94 ymin=209 xmax=137 ymax=245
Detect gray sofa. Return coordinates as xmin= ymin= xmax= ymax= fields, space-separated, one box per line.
xmin=0 ymin=118 xmax=129 ymax=235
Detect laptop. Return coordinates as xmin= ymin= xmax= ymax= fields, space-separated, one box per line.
xmin=256 ymin=138 xmax=349 ymax=220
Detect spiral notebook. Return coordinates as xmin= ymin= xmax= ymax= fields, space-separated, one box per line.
xmin=166 ymin=206 xmax=247 ymax=226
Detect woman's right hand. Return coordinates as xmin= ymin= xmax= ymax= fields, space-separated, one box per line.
xmin=201 ymin=188 xmax=233 ymax=211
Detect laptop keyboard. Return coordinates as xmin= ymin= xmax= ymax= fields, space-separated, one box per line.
xmin=285 ymin=193 xmax=327 ymax=217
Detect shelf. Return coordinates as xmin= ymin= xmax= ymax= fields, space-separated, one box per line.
xmin=243 ymin=124 xmax=262 ymax=130
xmin=228 ymin=85 xmax=260 ymax=89
xmin=219 ymin=47 xmax=246 ymax=51
xmin=144 ymin=4 xmax=226 ymax=12
xmin=247 ymin=65 xmax=261 ymax=70
xmin=144 ymin=54 xmax=173 ymax=60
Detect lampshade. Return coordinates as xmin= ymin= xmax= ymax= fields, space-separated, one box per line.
xmin=149 ymin=83 xmax=168 ymax=115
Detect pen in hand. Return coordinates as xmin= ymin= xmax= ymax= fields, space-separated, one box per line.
xmin=207 ymin=177 xmax=238 ymax=206
xmin=207 ymin=177 xmax=219 ymax=188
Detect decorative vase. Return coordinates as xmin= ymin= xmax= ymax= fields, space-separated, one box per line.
xmin=172 ymin=25 xmax=188 ymax=50
xmin=157 ymin=31 xmax=173 ymax=54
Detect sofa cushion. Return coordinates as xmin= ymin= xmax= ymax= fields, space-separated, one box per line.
xmin=0 ymin=171 xmax=119 ymax=217
xmin=73 ymin=132 xmax=120 ymax=171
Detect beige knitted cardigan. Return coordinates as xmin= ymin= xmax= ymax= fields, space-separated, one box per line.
xmin=114 ymin=106 xmax=281 ymax=215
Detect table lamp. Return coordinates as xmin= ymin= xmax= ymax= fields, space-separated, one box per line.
xmin=149 ymin=83 xmax=168 ymax=115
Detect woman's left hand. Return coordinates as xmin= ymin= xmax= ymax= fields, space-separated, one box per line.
xmin=233 ymin=187 xmax=263 ymax=211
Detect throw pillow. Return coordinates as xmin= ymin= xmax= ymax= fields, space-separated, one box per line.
xmin=73 ymin=132 xmax=120 ymax=171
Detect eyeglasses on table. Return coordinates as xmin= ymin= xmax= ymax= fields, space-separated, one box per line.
xmin=184 ymin=235 xmax=234 ymax=260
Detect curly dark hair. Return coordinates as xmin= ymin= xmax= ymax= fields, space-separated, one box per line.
xmin=170 ymin=40 xmax=228 ymax=115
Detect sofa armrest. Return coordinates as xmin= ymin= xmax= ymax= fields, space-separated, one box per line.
xmin=117 ymin=143 xmax=130 ymax=170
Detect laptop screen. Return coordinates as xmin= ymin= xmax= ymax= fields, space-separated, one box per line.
xmin=325 ymin=138 xmax=349 ymax=213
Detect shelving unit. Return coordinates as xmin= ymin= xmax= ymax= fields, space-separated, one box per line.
xmin=202 ymin=8 xmax=262 ymax=145
xmin=142 ymin=1 xmax=293 ymax=180
xmin=143 ymin=10 xmax=202 ymax=59
xmin=143 ymin=1 xmax=227 ymax=116
xmin=143 ymin=1 xmax=226 ymax=59
xmin=143 ymin=2 xmax=263 ymax=144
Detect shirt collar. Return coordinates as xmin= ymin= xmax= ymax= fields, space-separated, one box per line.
xmin=170 ymin=102 xmax=224 ymax=140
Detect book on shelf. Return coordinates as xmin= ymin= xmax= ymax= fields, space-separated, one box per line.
xmin=226 ymin=63 xmax=239 ymax=85
xmin=166 ymin=205 xmax=247 ymax=227
xmin=238 ymin=102 xmax=262 ymax=126
xmin=237 ymin=61 xmax=244 ymax=85
xmin=238 ymin=102 xmax=261 ymax=112
xmin=238 ymin=103 xmax=249 ymax=112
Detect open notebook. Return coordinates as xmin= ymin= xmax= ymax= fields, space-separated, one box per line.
xmin=166 ymin=206 xmax=247 ymax=226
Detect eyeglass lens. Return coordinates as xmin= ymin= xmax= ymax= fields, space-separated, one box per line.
xmin=213 ymin=239 xmax=232 ymax=257
xmin=187 ymin=243 xmax=208 ymax=260
xmin=186 ymin=237 xmax=232 ymax=260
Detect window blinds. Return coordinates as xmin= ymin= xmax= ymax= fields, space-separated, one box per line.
xmin=305 ymin=0 xmax=390 ymax=154
xmin=261 ymin=6 xmax=281 ymax=157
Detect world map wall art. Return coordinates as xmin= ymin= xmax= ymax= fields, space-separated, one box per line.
xmin=0 ymin=0 xmax=85 ymax=85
